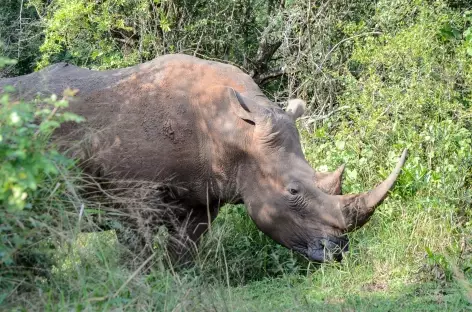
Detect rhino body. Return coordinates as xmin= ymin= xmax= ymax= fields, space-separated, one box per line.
xmin=0 ymin=54 xmax=407 ymax=263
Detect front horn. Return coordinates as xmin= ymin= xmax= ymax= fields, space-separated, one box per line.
xmin=338 ymin=149 xmax=408 ymax=231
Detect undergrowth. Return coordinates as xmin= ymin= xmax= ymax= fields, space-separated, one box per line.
xmin=1 ymin=0 xmax=472 ymax=311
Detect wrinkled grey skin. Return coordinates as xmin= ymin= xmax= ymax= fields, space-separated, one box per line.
xmin=0 ymin=54 xmax=407 ymax=263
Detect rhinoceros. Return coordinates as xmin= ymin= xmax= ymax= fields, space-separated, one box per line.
xmin=0 ymin=54 xmax=407 ymax=263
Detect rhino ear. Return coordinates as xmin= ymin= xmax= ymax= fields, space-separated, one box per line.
xmin=227 ymin=87 xmax=255 ymax=124
xmin=285 ymin=99 xmax=306 ymax=121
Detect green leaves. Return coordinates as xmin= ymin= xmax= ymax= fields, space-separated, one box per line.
xmin=464 ymin=11 xmax=472 ymax=56
xmin=0 ymin=57 xmax=16 ymax=68
xmin=335 ymin=140 xmax=346 ymax=150
xmin=439 ymin=23 xmax=463 ymax=41
xmin=37 ymin=0 xmax=179 ymax=70
xmin=0 ymin=83 xmax=83 ymax=212
xmin=0 ymin=70 xmax=85 ymax=273
xmin=438 ymin=10 xmax=472 ymax=56
xmin=303 ymin=0 xmax=472 ymax=209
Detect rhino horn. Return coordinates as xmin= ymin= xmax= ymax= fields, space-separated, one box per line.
xmin=314 ymin=164 xmax=345 ymax=195
xmin=337 ymin=149 xmax=408 ymax=232
xmin=285 ymin=99 xmax=306 ymax=121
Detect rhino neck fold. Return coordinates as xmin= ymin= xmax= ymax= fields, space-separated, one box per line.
xmin=203 ymin=132 xmax=251 ymax=206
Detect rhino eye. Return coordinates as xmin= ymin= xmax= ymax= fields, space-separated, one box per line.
xmin=287 ymin=182 xmax=301 ymax=196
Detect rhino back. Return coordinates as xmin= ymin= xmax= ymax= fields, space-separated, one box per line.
xmin=0 ymin=62 xmax=133 ymax=99
xmin=0 ymin=54 xmax=266 ymax=202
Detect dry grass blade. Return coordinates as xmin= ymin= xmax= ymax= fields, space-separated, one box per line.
xmin=113 ymin=252 xmax=157 ymax=299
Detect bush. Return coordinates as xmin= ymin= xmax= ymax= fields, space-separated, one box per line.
xmin=34 ymin=0 xmax=268 ymax=71
xmin=0 ymin=64 xmax=84 ymax=286
xmin=301 ymin=0 xmax=472 ymax=284
xmin=0 ymin=1 xmax=43 ymax=77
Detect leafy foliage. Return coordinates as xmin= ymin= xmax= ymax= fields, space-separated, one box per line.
xmin=0 ymin=64 xmax=84 ymax=282
xmin=302 ymin=0 xmax=472 ymax=289
xmin=35 ymin=0 xmax=269 ymax=70
xmin=0 ymin=88 xmax=83 ymax=212
xmin=0 ymin=0 xmax=43 ymax=77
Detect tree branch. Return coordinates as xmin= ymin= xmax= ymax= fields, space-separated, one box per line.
xmin=253 ymin=67 xmax=286 ymax=85
xmin=249 ymin=36 xmax=283 ymax=85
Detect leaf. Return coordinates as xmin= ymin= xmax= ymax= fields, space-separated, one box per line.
xmin=439 ymin=25 xmax=454 ymax=40
xmin=0 ymin=57 xmax=17 ymax=68
xmin=39 ymin=120 xmax=60 ymax=132
xmin=62 ymin=112 xmax=85 ymax=122
xmin=347 ymin=168 xmax=358 ymax=180
xmin=85 ymin=209 xmax=104 ymax=215
xmin=467 ymin=46 xmax=472 ymax=57
xmin=2 ymin=85 xmax=15 ymax=93
xmin=335 ymin=140 xmax=346 ymax=150
xmin=464 ymin=28 xmax=472 ymax=41
xmin=9 ymin=112 xmax=21 ymax=126
xmin=452 ymin=28 xmax=462 ymax=39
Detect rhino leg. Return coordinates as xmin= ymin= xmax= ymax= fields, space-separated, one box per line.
xmin=114 ymin=200 xmax=219 ymax=270
xmin=113 ymin=207 xmax=164 ymax=270
xmin=165 ymin=203 xmax=220 ymax=266
xmin=115 ymin=226 xmax=153 ymax=263
xmin=186 ymin=206 xmax=219 ymax=242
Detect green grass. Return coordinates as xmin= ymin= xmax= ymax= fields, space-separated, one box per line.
xmin=2 ymin=201 xmax=470 ymax=311
xmin=2 ymin=183 xmax=471 ymax=311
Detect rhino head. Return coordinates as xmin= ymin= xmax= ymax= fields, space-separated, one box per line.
xmin=228 ymin=89 xmax=407 ymax=262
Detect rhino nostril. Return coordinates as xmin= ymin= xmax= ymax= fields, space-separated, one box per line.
xmin=307 ymin=236 xmax=349 ymax=262
xmin=334 ymin=252 xmax=343 ymax=262
xmin=324 ymin=237 xmax=349 ymax=257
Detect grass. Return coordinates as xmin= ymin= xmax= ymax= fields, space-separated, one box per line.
xmin=2 ymin=191 xmax=471 ymax=311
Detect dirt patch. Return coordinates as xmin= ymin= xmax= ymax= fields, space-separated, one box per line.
xmin=361 ymin=281 xmax=389 ymax=292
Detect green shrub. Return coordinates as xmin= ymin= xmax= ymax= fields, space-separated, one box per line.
xmin=300 ymin=0 xmax=472 ymax=285
xmin=35 ymin=0 xmax=267 ymax=71
xmin=0 ymin=62 xmax=84 ymax=285
xmin=0 ymin=1 xmax=43 ymax=76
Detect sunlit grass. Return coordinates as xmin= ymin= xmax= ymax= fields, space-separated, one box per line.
xmin=3 ymin=191 xmax=470 ymax=311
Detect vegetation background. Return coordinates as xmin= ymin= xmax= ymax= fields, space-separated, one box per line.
xmin=1 ymin=0 xmax=472 ymax=310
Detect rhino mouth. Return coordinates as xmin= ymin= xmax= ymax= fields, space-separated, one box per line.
xmin=294 ymin=236 xmax=349 ymax=263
